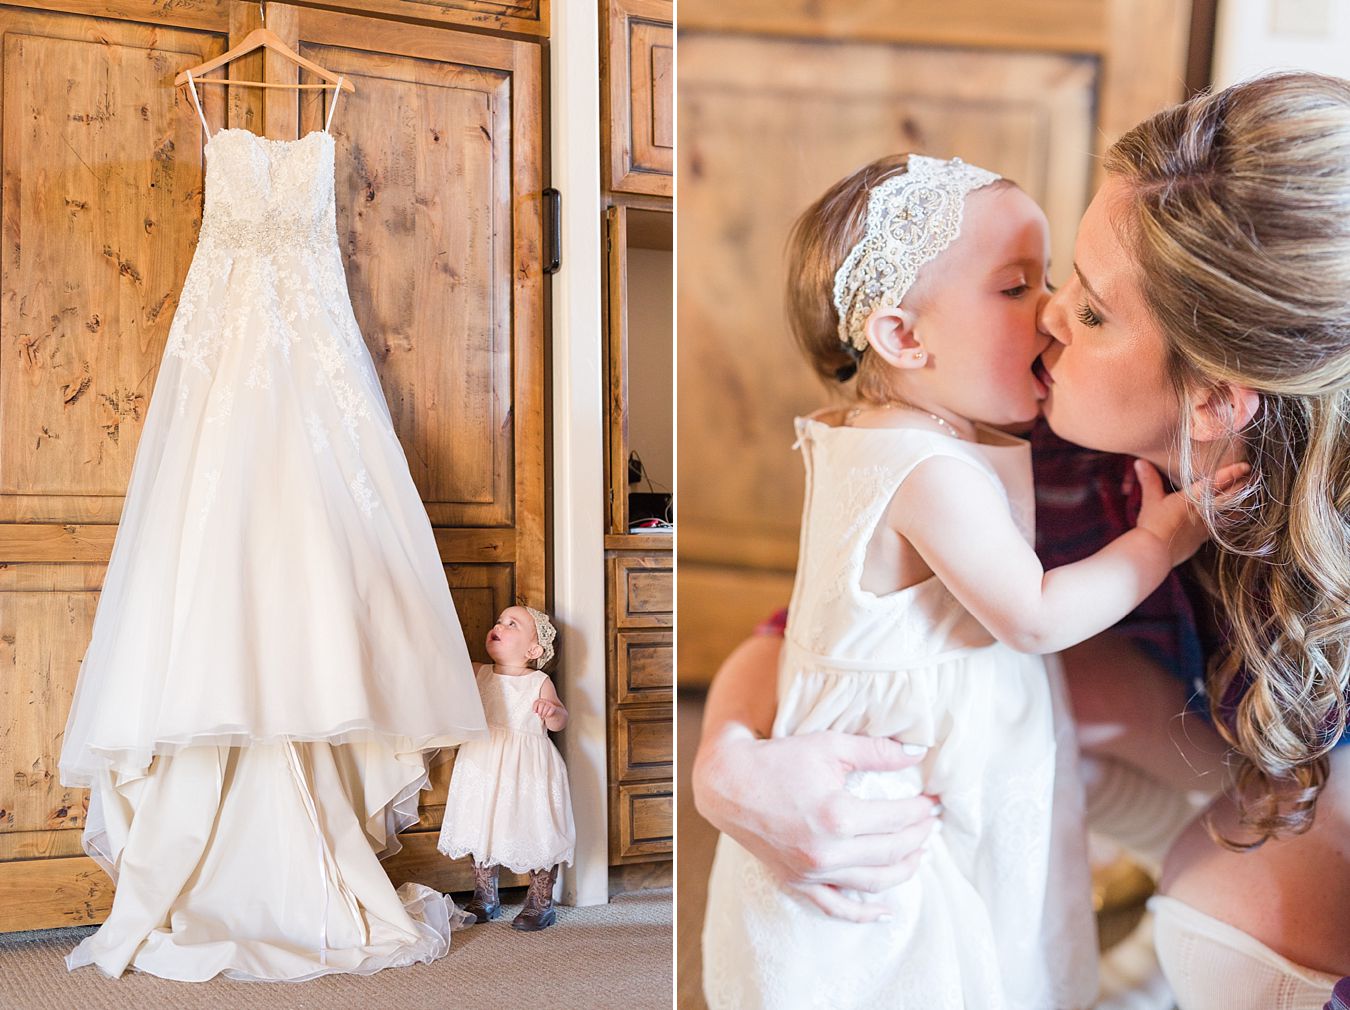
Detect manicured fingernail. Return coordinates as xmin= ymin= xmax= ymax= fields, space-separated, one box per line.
xmin=901 ymin=743 xmax=927 ymax=756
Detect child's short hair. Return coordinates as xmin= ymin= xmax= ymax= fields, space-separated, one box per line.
xmin=786 ymin=153 xmax=1013 ymax=403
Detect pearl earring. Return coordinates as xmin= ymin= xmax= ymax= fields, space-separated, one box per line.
xmin=911 ymin=349 xmax=926 ymax=361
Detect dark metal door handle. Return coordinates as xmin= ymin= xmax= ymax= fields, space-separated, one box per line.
xmin=543 ymin=188 xmax=561 ymax=274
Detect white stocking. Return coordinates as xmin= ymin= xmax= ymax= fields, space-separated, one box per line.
xmin=1082 ymin=754 xmax=1206 ymax=873
xmin=1150 ymin=896 xmax=1340 ymax=1010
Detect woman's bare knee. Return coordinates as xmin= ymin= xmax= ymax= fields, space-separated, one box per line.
xmin=1062 ymin=633 xmax=1227 ymax=788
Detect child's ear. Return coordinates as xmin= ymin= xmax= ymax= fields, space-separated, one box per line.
xmin=526 ymin=642 xmax=543 ymax=662
xmin=1189 ymin=383 xmax=1260 ymax=442
xmin=863 ymin=306 xmax=926 ymax=370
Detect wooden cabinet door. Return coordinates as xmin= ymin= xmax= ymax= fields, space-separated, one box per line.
xmin=677 ymin=0 xmax=1195 ymax=686
xmin=0 ymin=0 xmax=544 ymax=929
xmin=604 ymin=0 xmax=673 ymax=198
xmin=312 ymin=0 xmax=548 ymax=37
xmin=605 ymin=205 xmax=632 ymax=533
xmin=0 ymin=1 xmax=231 ymax=930
xmin=611 ymin=780 xmax=673 ymax=861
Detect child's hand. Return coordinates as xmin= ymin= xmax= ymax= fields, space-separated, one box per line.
xmin=1133 ymin=459 xmax=1250 ymax=566
xmin=534 ymin=698 xmax=564 ymax=726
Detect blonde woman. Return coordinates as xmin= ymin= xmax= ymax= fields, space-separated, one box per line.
xmin=693 ymin=71 xmax=1350 ymax=1009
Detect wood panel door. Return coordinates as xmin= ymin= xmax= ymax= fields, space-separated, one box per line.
xmin=676 ymin=0 xmax=1196 ymax=686
xmin=0 ymin=0 xmax=544 ymax=930
xmin=603 ymin=0 xmax=673 ymax=199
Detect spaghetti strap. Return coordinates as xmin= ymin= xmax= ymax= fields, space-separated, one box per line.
xmin=185 ymin=71 xmax=211 ymax=139
xmin=324 ymin=75 xmax=345 ymax=134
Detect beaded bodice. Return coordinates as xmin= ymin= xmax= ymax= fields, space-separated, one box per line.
xmin=196 ymin=129 xmax=338 ymax=257
xmin=181 ymin=70 xmax=344 ymax=259
xmin=162 ymin=73 xmax=372 ymax=395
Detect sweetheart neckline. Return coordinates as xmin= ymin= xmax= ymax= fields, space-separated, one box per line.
xmin=205 ymin=128 xmax=333 ymax=153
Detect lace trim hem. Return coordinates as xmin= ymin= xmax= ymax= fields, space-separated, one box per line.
xmin=435 ymin=840 xmax=575 ymax=876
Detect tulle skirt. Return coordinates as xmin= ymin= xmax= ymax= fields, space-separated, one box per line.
xmin=65 ymin=742 xmax=473 ymax=981
xmin=58 ymin=241 xmax=487 ymax=980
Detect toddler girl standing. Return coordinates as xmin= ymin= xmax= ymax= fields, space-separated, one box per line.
xmin=701 ymin=154 xmax=1246 ymax=1009
xmin=438 ymin=605 xmax=575 ymax=931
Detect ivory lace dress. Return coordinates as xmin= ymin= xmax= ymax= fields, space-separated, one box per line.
xmin=702 ymin=417 xmax=1099 ymax=1010
xmin=57 ymin=75 xmax=487 ymax=981
xmin=437 ymin=665 xmax=576 ymax=872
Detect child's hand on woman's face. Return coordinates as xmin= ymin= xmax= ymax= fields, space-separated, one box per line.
xmin=1132 ymin=459 xmax=1251 ymax=566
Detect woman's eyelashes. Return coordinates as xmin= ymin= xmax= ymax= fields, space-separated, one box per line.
xmin=1075 ymin=301 xmax=1103 ymax=328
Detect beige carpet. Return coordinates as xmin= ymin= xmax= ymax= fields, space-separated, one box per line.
xmin=0 ymin=889 xmax=672 ymax=1010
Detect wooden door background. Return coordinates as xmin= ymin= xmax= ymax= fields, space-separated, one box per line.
xmin=677 ymin=0 xmax=1201 ymax=686
xmin=0 ymin=0 xmax=544 ymax=930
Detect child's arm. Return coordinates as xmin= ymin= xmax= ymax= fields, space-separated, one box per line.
xmin=893 ymin=456 xmax=1246 ymax=655
xmin=533 ymin=677 xmax=568 ymax=732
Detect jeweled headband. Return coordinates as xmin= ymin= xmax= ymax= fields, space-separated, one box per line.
xmin=523 ymin=605 xmax=557 ymax=669
xmin=831 ymin=154 xmax=1002 ymax=353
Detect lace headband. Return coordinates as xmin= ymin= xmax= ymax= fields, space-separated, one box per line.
xmin=523 ymin=606 xmax=556 ymax=669
xmin=832 ymin=154 xmax=1002 ymax=353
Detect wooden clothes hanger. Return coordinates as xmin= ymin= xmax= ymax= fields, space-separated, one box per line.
xmin=173 ymin=2 xmax=356 ymax=93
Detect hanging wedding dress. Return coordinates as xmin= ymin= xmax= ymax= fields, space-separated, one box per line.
xmin=57 ymin=73 xmax=488 ymax=981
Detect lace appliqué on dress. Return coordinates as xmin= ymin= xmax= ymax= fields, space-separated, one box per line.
xmin=205 ymin=389 xmax=234 ymax=425
xmin=197 ymin=469 xmax=220 ymax=531
xmin=349 ymin=469 xmax=378 ymax=517
xmin=164 ymin=129 xmax=382 ymax=520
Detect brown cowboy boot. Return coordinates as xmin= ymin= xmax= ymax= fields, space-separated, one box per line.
xmin=463 ymin=862 xmax=501 ymax=924
xmin=510 ymin=865 xmax=558 ymax=931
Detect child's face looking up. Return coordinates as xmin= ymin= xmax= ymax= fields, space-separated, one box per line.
xmin=893 ymin=184 xmax=1054 ymax=426
xmin=485 ymin=606 xmax=543 ymax=668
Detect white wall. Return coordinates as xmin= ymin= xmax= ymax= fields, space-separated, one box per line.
xmin=550 ymin=0 xmax=608 ymax=907
xmin=1214 ymin=0 xmax=1350 ymax=86
xmin=626 ymin=248 xmax=674 ymax=494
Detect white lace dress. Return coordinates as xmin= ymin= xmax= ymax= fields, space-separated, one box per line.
xmin=702 ymin=417 xmax=1099 ymax=1010
xmin=438 ymin=665 xmax=576 ymax=872
xmin=56 ymin=77 xmax=487 ymax=981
